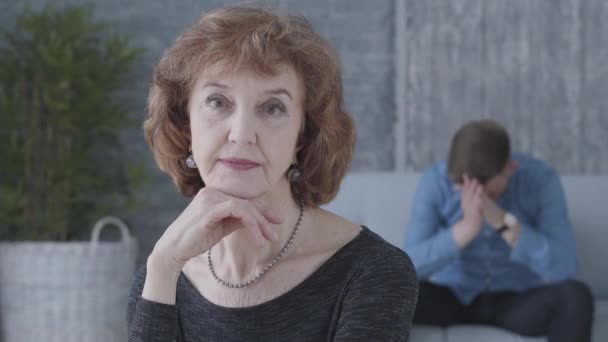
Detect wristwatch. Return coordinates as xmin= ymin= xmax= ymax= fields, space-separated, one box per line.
xmin=497 ymin=212 xmax=518 ymax=234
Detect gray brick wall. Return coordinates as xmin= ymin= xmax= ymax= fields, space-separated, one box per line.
xmin=3 ymin=1 xmax=608 ymax=261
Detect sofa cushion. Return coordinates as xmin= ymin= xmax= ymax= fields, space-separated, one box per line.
xmin=325 ymin=172 xmax=418 ymax=248
xmin=445 ymin=325 xmax=545 ymax=342
xmin=561 ymin=176 xmax=608 ymax=298
xmin=410 ymin=325 xmax=444 ymax=342
xmin=592 ymin=299 xmax=608 ymax=342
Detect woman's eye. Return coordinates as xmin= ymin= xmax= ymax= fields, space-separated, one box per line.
xmin=265 ymin=103 xmax=285 ymax=116
xmin=205 ymin=96 xmax=226 ymax=109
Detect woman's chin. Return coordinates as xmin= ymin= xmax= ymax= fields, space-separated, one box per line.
xmin=209 ymin=179 xmax=265 ymax=199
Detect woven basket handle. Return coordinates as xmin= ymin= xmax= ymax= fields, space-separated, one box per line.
xmin=90 ymin=216 xmax=131 ymax=246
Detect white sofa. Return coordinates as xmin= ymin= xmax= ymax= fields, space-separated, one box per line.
xmin=323 ymin=172 xmax=608 ymax=342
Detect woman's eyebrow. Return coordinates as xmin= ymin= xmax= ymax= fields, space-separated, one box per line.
xmin=202 ymin=81 xmax=229 ymax=90
xmin=264 ymin=88 xmax=293 ymax=101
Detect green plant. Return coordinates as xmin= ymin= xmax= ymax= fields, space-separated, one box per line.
xmin=0 ymin=4 xmax=145 ymax=241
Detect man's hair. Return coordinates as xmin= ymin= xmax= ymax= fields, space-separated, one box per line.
xmin=447 ymin=120 xmax=510 ymax=184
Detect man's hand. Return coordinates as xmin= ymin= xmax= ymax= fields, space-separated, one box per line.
xmin=453 ymin=174 xmax=484 ymax=248
xmin=481 ymin=192 xmax=522 ymax=247
xmin=482 ymin=193 xmax=505 ymax=229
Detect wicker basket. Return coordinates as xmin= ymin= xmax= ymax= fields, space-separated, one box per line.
xmin=0 ymin=216 xmax=138 ymax=342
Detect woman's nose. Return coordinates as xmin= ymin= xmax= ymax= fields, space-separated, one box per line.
xmin=227 ymin=109 xmax=257 ymax=145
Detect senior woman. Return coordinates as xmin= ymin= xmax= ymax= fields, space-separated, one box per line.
xmin=127 ymin=5 xmax=418 ymax=342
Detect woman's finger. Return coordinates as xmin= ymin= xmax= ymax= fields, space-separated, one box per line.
xmin=203 ymin=201 xmax=265 ymax=246
xmin=260 ymin=209 xmax=284 ymax=225
xmin=243 ymin=204 xmax=277 ymax=244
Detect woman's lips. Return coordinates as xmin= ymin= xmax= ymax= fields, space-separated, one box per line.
xmin=219 ymin=158 xmax=260 ymax=171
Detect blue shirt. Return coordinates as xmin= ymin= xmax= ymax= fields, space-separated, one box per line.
xmin=404 ymin=154 xmax=578 ymax=304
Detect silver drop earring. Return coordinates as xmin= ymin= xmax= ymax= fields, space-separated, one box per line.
xmin=287 ymin=161 xmax=301 ymax=181
xmin=186 ymin=147 xmax=197 ymax=169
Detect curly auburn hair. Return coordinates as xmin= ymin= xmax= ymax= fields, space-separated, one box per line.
xmin=143 ymin=5 xmax=355 ymax=207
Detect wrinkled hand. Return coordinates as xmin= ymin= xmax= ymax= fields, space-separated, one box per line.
xmin=150 ymin=187 xmax=283 ymax=275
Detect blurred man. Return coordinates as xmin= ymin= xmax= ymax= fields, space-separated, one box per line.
xmin=405 ymin=119 xmax=593 ymax=342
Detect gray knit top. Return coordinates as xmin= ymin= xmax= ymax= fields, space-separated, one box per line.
xmin=127 ymin=226 xmax=418 ymax=342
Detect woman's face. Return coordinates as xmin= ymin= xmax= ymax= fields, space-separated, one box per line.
xmin=188 ymin=64 xmax=305 ymax=199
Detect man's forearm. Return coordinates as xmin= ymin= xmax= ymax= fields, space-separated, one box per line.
xmin=501 ymin=223 xmax=522 ymax=247
xmin=481 ymin=196 xmax=522 ymax=246
xmin=482 ymin=195 xmax=505 ymax=228
xmin=452 ymin=219 xmax=480 ymax=249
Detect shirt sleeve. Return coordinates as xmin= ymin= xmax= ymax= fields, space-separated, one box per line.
xmin=333 ymin=246 xmax=419 ymax=342
xmin=404 ymin=168 xmax=460 ymax=279
xmin=509 ymin=168 xmax=578 ymax=282
xmin=127 ymin=265 xmax=180 ymax=342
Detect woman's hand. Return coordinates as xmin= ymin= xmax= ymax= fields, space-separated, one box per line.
xmin=150 ymin=187 xmax=282 ymax=275
xmin=142 ymin=187 xmax=282 ymax=304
